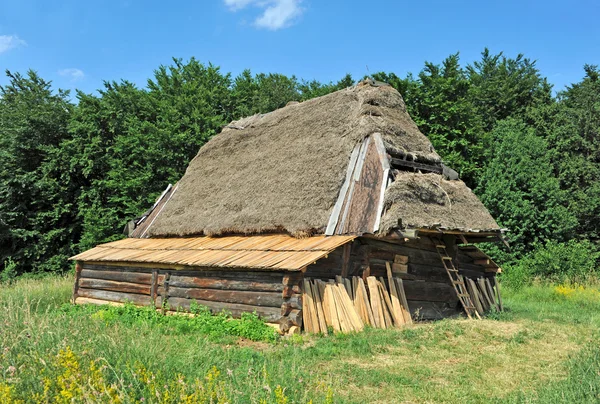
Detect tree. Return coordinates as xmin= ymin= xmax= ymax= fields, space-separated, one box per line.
xmin=476 ymin=119 xmax=577 ymax=262
xmin=0 ymin=70 xmax=76 ymax=274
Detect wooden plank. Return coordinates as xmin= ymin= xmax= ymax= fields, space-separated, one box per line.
xmin=466 ymin=278 xmax=485 ymax=315
xmin=394 ymin=255 xmax=409 ymax=264
xmin=325 ymin=142 xmax=362 ymax=235
xmin=394 ymin=278 xmax=413 ymax=324
xmin=79 ymin=278 xmax=151 ymax=295
xmin=357 ymin=277 xmax=375 ymax=326
xmin=336 ymin=283 xmax=364 ymax=331
xmin=485 ymin=278 xmax=500 ymax=311
xmin=390 ymin=157 xmax=443 ymax=174
xmin=386 ymin=263 xmax=405 ymax=326
xmin=378 ymin=278 xmax=395 ymax=327
xmin=339 ymin=136 xmax=385 ymax=235
xmin=392 ymin=263 xmax=408 ymax=274
xmin=367 ymin=277 xmax=385 ymax=328
xmin=311 ymin=280 xmax=329 ymax=334
xmin=324 ymin=283 xmax=341 ymax=332
xmin=81 ymin=268 xmax=155 ymax=284
xmin=493 ymin=277 xmax=504 ymax=312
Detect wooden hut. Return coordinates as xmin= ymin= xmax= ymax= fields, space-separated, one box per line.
xmin=70 ymin=80 xmax=505 ymax=333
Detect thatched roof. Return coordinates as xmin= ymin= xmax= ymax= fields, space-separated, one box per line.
xmin=144 ymin=81 xmax=498 ymax=238
xmin=378 ymin=173 xmax=500 ymax=234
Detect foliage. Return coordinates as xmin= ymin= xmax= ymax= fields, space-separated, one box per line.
xmin=1 ymin=52 xmax=600 ymax=274
xmin=3 ymin=275 xmax=600 ymax=403
xmin=477 ymin=119 xmax=577 ymax=261
xmin=502 ymin=240 xmax=599 ymax=287
xmin=0 ymin=70 xmax=77 ymax=275
xmin=59 ymin=301 xmax=280 ymax=343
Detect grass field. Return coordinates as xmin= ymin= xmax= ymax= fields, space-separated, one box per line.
xmin=1 ymin=275 xmax=599 ymax=403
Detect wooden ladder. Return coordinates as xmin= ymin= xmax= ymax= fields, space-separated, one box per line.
xmin=434 ymin=241 xmax=480 ymax=320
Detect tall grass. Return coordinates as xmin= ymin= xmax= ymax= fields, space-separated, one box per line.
xmin=1 ymin=275 xmax=600 ymax=403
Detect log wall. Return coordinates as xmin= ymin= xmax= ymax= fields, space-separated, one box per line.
xmin=304 ymin=236 xmax=495 ymax=320
xmin=74 ymin=263 xmax=303 ymax=332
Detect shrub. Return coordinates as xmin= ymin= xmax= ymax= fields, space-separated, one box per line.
xmin=502 ymin=239 xmax=599 ymax=287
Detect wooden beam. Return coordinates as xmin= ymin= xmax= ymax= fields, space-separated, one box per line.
xmin=390 ymin=158 xmax=443 ymax=174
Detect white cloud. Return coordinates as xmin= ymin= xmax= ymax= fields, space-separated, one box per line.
xmin=224 ymin=0 xmax=304 ymax=30
xmin=0 ymin=35 xmax=27 ymax=54
xmin=58 ymin=68 xmax=85 ymax=82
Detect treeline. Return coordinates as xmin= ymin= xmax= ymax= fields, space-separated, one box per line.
xmin=1 ymin=51 xmax=599 ymax=283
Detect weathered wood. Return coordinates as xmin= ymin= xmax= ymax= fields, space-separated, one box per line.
xmin=401 ymin=280 xmax=457 ymax=303
xmin=367 ymin=277 xmax=384 ymax=328
xmin=474 ymin=259 xmax=491 ymax=266
xmin=341 ymin=244 xmax=352 ymax=278
xmin=288 ymin=309 xmax=303 ymax=327
xmin=390 ymin=157 xmax=443 ymax=174
xmin=394 ymin=278 xmax=413 ymax=324
xmin=386 ymin=263 xmax=405 ymax=326
xmin=72 ymin=262 xmax=83 ymax=303
xmin=339 ymin=137 xmax=385 ymax=234
xmin=79 ymin=278 xmax=151 ymax=295
xmin=168 ymin=274 xmax=285 ymax=293
xmin=164 ymin=297 xmax=282 ymax=322
xmin=326 ymin=141 xmax=362 ymax=235
xmin=394 ymin=255 xmax=409 ymax=264
xmin=392 ymin=263 xmax=408 ymax=273
xmin=324 ymin=283 xmax=341 ymax=332
xmin=282 ymin=273 xmax=303 ymax=286
xmin=312 ymin=281 xmax=328 ymax=334
xmin=166 ymin=287 xmax=285 ymax=308
xmin=302 ymin=280 xmax=320 ymax=333
xmin=77 ymin=288 xmax=152 ymax=306
xmin=493 ymin=277 xmax=504 ymax=312
xmin=150 ymin=269 xmax=158 ymax=305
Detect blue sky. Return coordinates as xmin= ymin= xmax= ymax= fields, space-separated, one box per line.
xmin=1 ymin=0 xmax=599 ymax=96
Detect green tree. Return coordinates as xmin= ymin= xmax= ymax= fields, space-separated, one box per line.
xmin=0 ymin=70 xmax=76 ymax=274
xmin=476 ymin=119 xmax=577 ymax=262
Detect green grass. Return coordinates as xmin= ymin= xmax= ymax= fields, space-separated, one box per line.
xmin=1 ymin=276 xmax=599 ymax=403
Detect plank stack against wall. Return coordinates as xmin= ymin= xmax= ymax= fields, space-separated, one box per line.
xmin=301 ymin=272 xmax=412 ymax=334
xmin=463 ymin=276 xmax=503 ymax=316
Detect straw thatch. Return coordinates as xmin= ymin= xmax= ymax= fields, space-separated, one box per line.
xmin=145 ymin=81 xmax=497 ymax=238
xmin=379 ymin=172 xmax=499 ymax=234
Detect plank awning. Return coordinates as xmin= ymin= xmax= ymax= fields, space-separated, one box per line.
xmin=70 ymin=235 xmax=355 ymax=271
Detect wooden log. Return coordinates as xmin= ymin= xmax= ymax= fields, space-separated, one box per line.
xmin=151 ymin=269 xmax=158 ymax=305
xmin=164 ymin=297 xmax=282 ymax=322
xmin=168 ymin=274 xmax=285 ymax=293
xmin=474 ymin=259 xmax=491 ymax=266
xmin=288 ymin=309 xmax=303 ymax=327
xmin=283 ymin=273 xmax=304 ymax=286
xmin=79 ymin=278 xmax=151 ymax=295
xmin=81 ymin=269 xmax=154 ymax=284
xmin=77 ymin=288 xmax=152 ymax=306
xmin=166 ymin=287 xmax=285 ymax=308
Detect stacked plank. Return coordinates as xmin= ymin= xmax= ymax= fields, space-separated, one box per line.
xmin=463 ymin=276 xmax=503 ymax=316
xmin=302 ymin=272 xmax=412 ymax=334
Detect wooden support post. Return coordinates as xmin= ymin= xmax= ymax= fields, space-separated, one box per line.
xmin=150 ymin=269 xmax=158 ymax=306
xmin=72 ymin=261 xmax=83 ymax=303
xmin=162 ymin=272 xmax=171 ymax=312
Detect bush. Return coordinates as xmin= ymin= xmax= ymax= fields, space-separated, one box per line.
xmin=502 ymin=239 xmax=599 ymax=287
